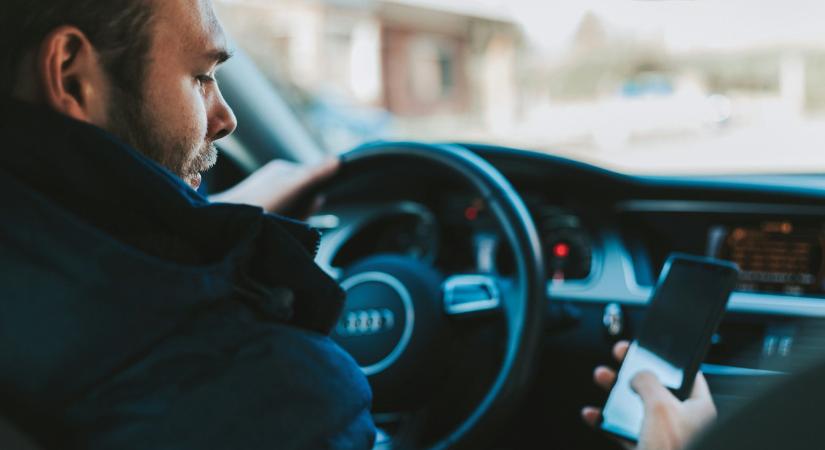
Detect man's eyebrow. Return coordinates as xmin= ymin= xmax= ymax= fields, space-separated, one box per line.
xmin=207 ymin=48 xmax=234 ymax=66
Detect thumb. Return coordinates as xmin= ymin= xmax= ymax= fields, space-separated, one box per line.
xmin=631 ymin=371 xmax=674 ymax=407
xmin=689 ymin=372 xmax=712 ymax=400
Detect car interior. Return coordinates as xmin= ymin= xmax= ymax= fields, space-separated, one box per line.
xmin=200 ymin=45 xmax=825 ymax=449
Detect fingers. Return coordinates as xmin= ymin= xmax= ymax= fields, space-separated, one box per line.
xmin=582 ymin=406 xmax=634 ymax=450
xmin=581 ymin=406 xmax=602 ymax=427
xmin=208 ymin=157 xmax=341 ymax=215
xmin=265 ymin=157 xmax=338 ymax=189
xmin=594 ymin=366 xmax=616 ymax=391
xmin=302 ymin=157 xmax=340 ymax=187
xmin=612 ymin=341 xmax=630 ymax=363
xmin=262 ymin=158 xmax=339 ymax=215
xmin=583 ymin=342 xmax=632 ymax=432
xmin=318 ymin=156 xmax=341 ymax=177
xmin=591 ymin=341 xmax=627 ymax=392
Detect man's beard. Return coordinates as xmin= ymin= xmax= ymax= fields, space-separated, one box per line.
xmin=105 ymin=88 xmax=218 ymax=188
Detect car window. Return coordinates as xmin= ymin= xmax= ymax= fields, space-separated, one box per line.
xmin=215 ymin=0 xmax=825 ymax=175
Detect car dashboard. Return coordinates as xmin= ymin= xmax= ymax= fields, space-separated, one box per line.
xmin=310 ymin=145 xmax=825 ymax=449
xmin=318 ymin=146 xmax=825 ymax=315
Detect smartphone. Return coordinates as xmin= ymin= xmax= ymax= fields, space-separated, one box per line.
xmin=599 ymin=253 xmax=739 ymax=442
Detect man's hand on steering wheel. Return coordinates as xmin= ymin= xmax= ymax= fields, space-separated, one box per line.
xmin=210 ymin=157 xmax=340 ymax=218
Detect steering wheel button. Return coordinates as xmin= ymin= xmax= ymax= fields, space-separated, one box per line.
xmin=452 ymin=286 xmax=491 ymax=303
xmin=443 ymin=275 xmax=501 ymax=316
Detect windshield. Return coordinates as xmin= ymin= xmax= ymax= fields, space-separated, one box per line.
xmin=215 ymin=0 xmax=825 ymax=175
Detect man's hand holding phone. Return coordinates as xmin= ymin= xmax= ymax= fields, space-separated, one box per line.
xmin=582 ymin=341 xmax=717 ymax=450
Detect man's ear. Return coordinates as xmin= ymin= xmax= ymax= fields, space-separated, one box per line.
xmin=37 ymin=25 xmax=109 ymax=125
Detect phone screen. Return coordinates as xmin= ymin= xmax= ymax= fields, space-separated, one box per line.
xmin=600 ymin=254 xmax=738 ymax=442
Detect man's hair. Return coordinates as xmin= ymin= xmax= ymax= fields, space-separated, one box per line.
xmin=0 ymin=0 xmax=155 ymax=97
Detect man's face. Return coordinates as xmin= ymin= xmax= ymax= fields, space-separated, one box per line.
xmin=108 ymin=0 xmax=237 ymax=190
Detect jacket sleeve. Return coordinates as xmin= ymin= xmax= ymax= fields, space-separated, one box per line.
xmin=76 ymin=323 xmax=376 ymax=450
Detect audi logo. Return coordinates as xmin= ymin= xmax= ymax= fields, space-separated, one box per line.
xmin=336 ymin=309 xmax=396 ymax=337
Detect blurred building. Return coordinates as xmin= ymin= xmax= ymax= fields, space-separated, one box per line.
xmin=215 ymin=0 xmax=524 ymax=144
xmin=215 ymin=0 xmax=380 ymax=102
xmin=378 ymin=1 xmax=520 ymax=122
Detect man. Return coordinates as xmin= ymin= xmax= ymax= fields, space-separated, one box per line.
xmin=0 ymin=1 xmax=372 ymax=449
xmin=0 ymin=0 xmax=714 ymax=449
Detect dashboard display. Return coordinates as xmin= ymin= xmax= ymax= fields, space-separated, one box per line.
xmin=708 ymin=222 xmax=825 ymax=296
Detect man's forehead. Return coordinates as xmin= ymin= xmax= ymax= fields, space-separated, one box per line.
xmin=153 ymin=0 xmax=229 ymax=57
xmin=200 ymin=0 xmax=225 ymax=40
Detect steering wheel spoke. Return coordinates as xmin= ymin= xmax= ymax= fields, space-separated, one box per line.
xmin=442 ymin=274 xmax=502 ymax=317
xmin=319 ymin=264 xmax=344 ymax=281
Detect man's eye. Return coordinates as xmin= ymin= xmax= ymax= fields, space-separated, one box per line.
xmin=196 ymin=74 xmax=216 ymax=84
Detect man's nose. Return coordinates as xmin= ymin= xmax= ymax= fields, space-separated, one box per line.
xmin=208 ymin=88 xmax=237 ymax=141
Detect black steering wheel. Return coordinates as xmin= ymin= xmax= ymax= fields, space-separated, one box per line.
xmin=322 ymin=142 xmax=545 ymax=449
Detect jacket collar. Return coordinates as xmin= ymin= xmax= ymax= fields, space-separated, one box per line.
xmin=0 ymin=96 xmax=344 ymax=334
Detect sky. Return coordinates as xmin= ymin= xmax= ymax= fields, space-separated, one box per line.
xmin=402 ymin=0 xmax=825 ymax=52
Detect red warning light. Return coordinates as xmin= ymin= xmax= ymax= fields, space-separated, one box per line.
xmin=553 ymin=242 xmax=570 ymax=259
xmin=464 ymin=206 xmax=479 ymax=221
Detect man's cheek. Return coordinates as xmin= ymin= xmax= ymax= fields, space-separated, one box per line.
xmin=175 ymin=86 xmax=209 ymax=142
xmin=183 ymin=85 xmax=210 ymax=139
